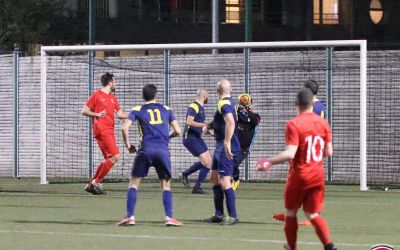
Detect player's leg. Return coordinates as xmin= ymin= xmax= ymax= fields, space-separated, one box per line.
xmin=180 ymin=137 xmax=208 ymax=188
xmin=155 ymin=150 xmax=183 ymax=226
xmin=232 ymin=148 xmax=249 ymax=190
xmin=204 ymin=144 xmax=224 ymax=223
xmin=117 ymin=150 xmax=150 ymax=226
xmin=117 ymin=177 xmax=141 ymax=226
xmin=93 ymin=132 xmax=120 ymax=183
xmin=283 ymin=209 xmax=299 ymax=250
xmin=192 ymin=150 xmax=211 ymax=194
xmin=219 ymin=152 xmax=239 ymax=225
xmin=303 ymin=187 xmax=336 ymax=250
xmin=85 ymin=134 xmax=108 ymax=194
xmin=283 ymin=185 xmax=303 ymax=250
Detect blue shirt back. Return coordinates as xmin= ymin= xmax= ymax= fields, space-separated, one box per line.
xmin=183 ymin=101 xmax=206 ymax=138
xmin=128 ymin=102 xmax=176 ymax=148
xmin=213 ymin=96 xmax=241 ymax=152
xmin=313 ymin=100 xmax=326 ymax=119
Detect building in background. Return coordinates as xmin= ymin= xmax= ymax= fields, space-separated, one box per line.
xmin=63 ymin=0 xmax=398 ymax=45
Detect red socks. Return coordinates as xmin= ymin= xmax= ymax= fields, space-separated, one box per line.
xmin=311 ymin=216 xmax=332 ymax=245
xmin=95 ymin=159 xmax=114 ymax=182
xmin=284 ymin=216 xmax=298 ymax=250
xmin=89 ymin=159 xmax=114 ymax=184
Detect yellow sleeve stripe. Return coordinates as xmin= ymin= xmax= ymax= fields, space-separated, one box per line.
xmin=321 ymin=111 xmax=325 ymax=119
xmin=189 ymin=103 xmax=199 ymax=114
xmin=163 ymin=105 xmax=171 ymax=110
xmin=218 ymin=100 xmax=231 ymax=113
xmin=132 ymin=105 xmax=141 ymax=111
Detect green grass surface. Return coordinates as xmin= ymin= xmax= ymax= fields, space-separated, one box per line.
xmin=0 ymin=178 xmax=399 ymax=250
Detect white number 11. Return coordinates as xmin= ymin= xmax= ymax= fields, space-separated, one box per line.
xmin=305 ymin=135 xmax=325 ymax=163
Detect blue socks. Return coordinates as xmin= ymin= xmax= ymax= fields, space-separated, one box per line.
xmin=126 ymin=187 xmax=137 ymax=217
xmin=163 ymin=190 xmax=173 ymax=218
xmin=194 ymin=167 xmax=210 ymax=188
xmin=224 ymin=188 xmax=237 ymax=219
xmin=183 ymin=161 xmax=203 ymax=176
xmin=213 ymin=185 xmax=224 ymax=216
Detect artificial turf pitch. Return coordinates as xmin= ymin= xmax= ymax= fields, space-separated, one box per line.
xmin=0 ymin=178 xmax=399 ymax=250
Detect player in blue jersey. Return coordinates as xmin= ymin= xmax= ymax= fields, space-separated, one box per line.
xmin=305 ymin=80 xmax=326 ymax=119
xmin=204 ymin=79 xmax=240 ymax=225
xmin=117 ymin=84 xmax=183 ymax=227
xmin=179 ymin=89 xmax=212 ymax=194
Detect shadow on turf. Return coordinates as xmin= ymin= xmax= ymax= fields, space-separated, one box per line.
xmin=11 ymin=219 xmax=181 ymax=227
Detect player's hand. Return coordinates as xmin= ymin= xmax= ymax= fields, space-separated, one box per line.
xmin=256 ymin=157 xmax=273 ymax=172
xmin=128 ymin=145 xmax=136 ymax=154
xmin=224 ymin=141 xmax=233 ymax=160
xmin=97 ymin=109 xmax=106 ymax=118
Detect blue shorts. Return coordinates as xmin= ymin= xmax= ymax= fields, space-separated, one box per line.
xmin=212 ymin=141 xmax=238 ymax=176
xmin=131 ymin=145 xmax=171 ymax=180
xmin=183 ymin=135 xmax=208 ymax=157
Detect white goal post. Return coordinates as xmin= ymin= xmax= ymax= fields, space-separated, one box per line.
xmin=40 ymin=40 xmax=368 ymax=190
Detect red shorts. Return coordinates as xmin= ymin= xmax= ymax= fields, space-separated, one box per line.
xmin=95 ymin=131 xmax=119 ymax=159
xmin=284 ymin=183 xmax=325 ymax=214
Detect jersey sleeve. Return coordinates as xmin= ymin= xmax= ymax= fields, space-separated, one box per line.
xmin=86 ymin=93 xmax=96 ymax=110
xmin=187 ymin=103 xmax=199 ymax=117
xmin=128 ymin=106 xmax=141 ymax=122
xmin=218 ymin=100 xmax=233 ymax=117
xmin=113 ymin=96 xmax=121 ymax=112
xmin=285 ymin=121 xmax=299 ymax=146
xmin=128 ymin=110 xmax=137 ymax=122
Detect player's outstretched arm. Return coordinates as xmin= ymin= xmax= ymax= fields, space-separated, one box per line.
xmin=81 ymin=105 xmax=105 ymax=118
xmin=116 ymin=110 xmax=129 ymax=119
xmin=256 ymin=145 xmax=298 ymax=172
xmin=324 ymin=142 xmax=333 ymax=157
xmin=121 ymin=119 xmax=135 ymax=153
xmin=169 ymin=120 xmax=181 ymax=138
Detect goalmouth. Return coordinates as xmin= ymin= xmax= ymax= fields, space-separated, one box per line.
xmin=40 ymin=40 xmax=368 ymax=191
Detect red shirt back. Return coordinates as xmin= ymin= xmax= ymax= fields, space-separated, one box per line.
xmin=285 ymin=112 xmax=332 ymax=188
xmin=86 ymin=90 xmax=121 ymax=137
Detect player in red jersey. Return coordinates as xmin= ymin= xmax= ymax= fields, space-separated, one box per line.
xmin=81 ymin=72 xmax=128 ymax=195
xmin=257 ymin=88 xmax=336 ymax=250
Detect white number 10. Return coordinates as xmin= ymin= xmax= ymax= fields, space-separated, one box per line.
xmin=305 ymin=135 xmax=325 ymax=163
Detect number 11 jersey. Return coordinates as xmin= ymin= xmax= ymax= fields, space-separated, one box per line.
xmin=128 ymin=101 xmax=176 ymax=149
xmin=285 ymin=112 xmax=332 ymax=189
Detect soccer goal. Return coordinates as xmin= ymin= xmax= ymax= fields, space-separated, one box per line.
xmin=40 ymin=40 xmax=370 ymax=190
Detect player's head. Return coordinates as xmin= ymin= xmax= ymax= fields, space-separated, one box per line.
xmin=197 ymin=89 xmax=209 ymax=104
xmin=295 ymin=88 xmax=314 ymax=112
xmin=217 ymin=79 xmax=231 ymax=97
xmin=101 ymin=72 xmax=115 ymax=91
xmin=142 ymin=84 xmax=157 ymax=102
xmin=238 ymin=93 xmax=252 ymax=108
xmin=304 ymin=80 xmax=319 ymax=96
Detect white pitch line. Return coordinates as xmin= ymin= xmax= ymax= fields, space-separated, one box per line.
xmin=0 ymin=229 xmax=398 ymax=248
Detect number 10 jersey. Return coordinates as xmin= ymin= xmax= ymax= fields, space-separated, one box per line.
xmin=285 ymin=112 xmax=332 ymax=189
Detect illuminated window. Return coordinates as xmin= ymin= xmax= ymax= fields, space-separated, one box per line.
xmin=370 ymin=0 xmax=383 ymax=24
xmin=226 ymin=0 xmax=240 ymax=24
xmin=313 ymin=0 xmax=339 ymax=25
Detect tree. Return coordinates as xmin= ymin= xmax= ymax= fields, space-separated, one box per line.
xmin=0 ymin=0 xmax=74 ymax=51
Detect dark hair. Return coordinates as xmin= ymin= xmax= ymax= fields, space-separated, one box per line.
xmin=304 ymin=80 xmax=319 ymax=95
xmin=142 ymin=84 xmax=157 ymax=101
xmin=101 ymin=72 xmax=114 ymax=87
xmin=296 ymin=88 xmax=314 ymax=108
